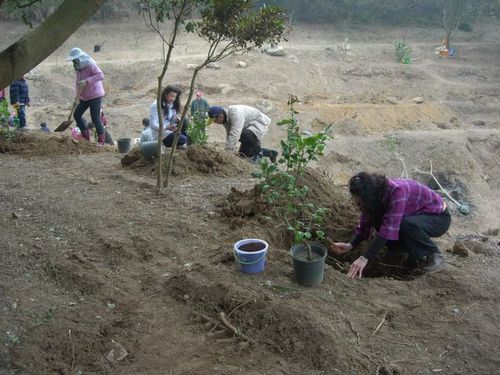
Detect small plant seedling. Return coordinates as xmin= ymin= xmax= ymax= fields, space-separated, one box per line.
xmin=32 ymin=309 xmax=56 ymax=327
xmin=186 ymin=113 xmax=208 ymax=145
xmin=253 ymin=95 xmax=332 ymax=260
xmin=5 ymin=331 xmax=19 ymax=347
xmin=394 ymin=41 xmax=411 ymax=64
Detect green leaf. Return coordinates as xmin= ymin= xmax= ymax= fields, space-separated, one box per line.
xmin=278 ymin=119 xmax=295 ymax=126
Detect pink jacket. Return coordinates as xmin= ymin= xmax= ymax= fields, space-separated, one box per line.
xmin=76 ymin=62 xmax=105 ymax=101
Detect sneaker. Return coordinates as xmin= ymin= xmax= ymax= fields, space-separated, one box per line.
xmin=81 ymin=129 xmax=91 ymax=141
xmin=421 ymin=253 xmax=444 ymax=274
xmin=261 ymin=148 xmax=278 ymax=163
xmin=97 ymin=133 xmax=106 ymax=146
xmin=268 ymin=150 xmax=278 ymax=163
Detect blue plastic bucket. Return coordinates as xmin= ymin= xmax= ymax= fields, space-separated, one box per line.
xmin=234 ymin=239 xmax=268 ymax=274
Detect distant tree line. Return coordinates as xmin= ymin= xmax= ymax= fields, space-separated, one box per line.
xmin=1 ymin=0 xmax=499 ymax=25
xmin=256 ymin=0 xmax=500 ymax=25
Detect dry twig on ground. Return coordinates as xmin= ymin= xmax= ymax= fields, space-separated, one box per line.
xmin=219 ymin=312 xmax=251 ymax=341
xmin=371 ymin=311 xmax=388 ymax=337
xmin=226 ymin=298 xmax=255 ymax=318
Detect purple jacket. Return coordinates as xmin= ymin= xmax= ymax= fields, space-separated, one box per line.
xmin=75 ymin=62 xmax=105 ymax=101
xmin=355 ymin=178 xmax=445 ymax=241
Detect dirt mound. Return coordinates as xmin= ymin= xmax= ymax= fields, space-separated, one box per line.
xmin=164 ymin=273 xmax=364 ymax=373
xmin=120 ymin=147 xmax=153 ymax=170
xmin=450 ymin=236 xmax=500 ymax=256
xmin=219 ymin=168 xmax=358 ymax=247
xmin=121 ymin=144 xmax=253 ymax=177
xmin=0 ymin=130 xmax=111 ymax=157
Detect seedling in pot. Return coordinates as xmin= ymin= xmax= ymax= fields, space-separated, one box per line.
xmin=254 ymin=95 xmax=331 ymax=264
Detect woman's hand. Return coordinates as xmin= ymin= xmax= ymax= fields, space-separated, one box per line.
xmin=77 ymin=80 xmax=87 ymax=89
xmin=327 ymin=239 xmax=352 ymax=255
xmin=347 ymin=256 xmax=368 ymax=279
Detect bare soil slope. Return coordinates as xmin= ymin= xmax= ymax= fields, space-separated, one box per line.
xmin=1 ymin=19 xmax=499 ymax=375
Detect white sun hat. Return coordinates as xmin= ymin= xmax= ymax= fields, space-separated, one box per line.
xmin=67 ymin=48 xmax=85 ymax=61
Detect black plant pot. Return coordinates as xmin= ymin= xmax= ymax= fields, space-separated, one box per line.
xmin=290 ymin=242 xmax=327 ymax=287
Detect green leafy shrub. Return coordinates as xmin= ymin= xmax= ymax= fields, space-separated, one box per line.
xmin=0 ymin=99 xmax=10 ymax=127
xmin=0 ymin=127 xmax=17 ymax=143
xmin=394 ymin=41 xmax=411 ymax=64
xmin=253 ymin=95 xmax=332 ymax=258
xmin=186 ymin=113 xmax=208 ymax=145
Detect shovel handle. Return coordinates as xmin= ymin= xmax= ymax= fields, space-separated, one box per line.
xmin=67 ymin=101 xmax=78 ymax=122
xmin=67 ymin=85 xmax=84 ymax=121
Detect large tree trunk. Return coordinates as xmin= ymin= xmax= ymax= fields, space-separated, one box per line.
xmin=0 ymin=0 xmax=106 ymax=89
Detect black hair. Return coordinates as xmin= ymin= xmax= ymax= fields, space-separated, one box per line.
xmin=349 ymin=172 xmax=387 ymax=229
xmin=160 ymin=85 xmax=181 ymax=114
xmin=142 ymin=118 xmax=149 ymax=127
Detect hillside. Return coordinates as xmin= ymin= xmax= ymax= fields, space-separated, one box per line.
xmin=0 ymin=19 xmax=499 ymax=374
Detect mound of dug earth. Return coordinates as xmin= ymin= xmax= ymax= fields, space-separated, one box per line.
xmin=0 ymin=130 xmax=111 ymax=157
xmin=219 ymin=168 xmax=359 ymax=247
xmin=121 ymin=144 xmax=253 ymax=177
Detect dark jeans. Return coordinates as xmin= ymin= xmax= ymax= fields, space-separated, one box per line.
xmin=386 ymin=208 xmax=451 ymax=261
xmin=239 ymin=129 xmax=261 ymax=157
xmin=163 ymin=133 xmax=187 ymax=147
xmin=74 ymin=97 xmax=104 ymax=136
xmin=18 ymin=105 xmax=27 ymax=128
xmin=163 ymin=118 xmax=190 ymax=147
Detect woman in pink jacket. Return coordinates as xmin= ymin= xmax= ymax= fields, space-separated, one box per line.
xmin=67 ymin=48 xmax=106 ymax=145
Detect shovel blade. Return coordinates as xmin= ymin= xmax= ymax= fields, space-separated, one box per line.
xmin=54 ymin=120 xmax=73 ymax=132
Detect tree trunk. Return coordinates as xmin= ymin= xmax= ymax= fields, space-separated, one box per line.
xmin=156 ymin=77 xmax=164 ymax=192
xmin=154 ymin=16 xmax=183 ymax=194
xmin=0 ymin=0 xmax=106 ymax=89
xmin=164 ymin=65 xmax=204 ymax=188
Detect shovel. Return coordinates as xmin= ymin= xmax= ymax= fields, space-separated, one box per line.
xmin=54 ymin=86 xmax=83 ymax=132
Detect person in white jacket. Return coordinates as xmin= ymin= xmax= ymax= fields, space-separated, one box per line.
xmin=149 ymin=85 xmax=188 ymax=147
xmin=208 ymin=105 xmax=278 ymax=162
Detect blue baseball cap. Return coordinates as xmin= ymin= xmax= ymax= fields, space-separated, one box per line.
xmin=208 ymin=106 xmax=224 ymax=118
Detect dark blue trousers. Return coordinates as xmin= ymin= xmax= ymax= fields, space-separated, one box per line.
xmin=74 ymin=97 xmax=104 ymax=136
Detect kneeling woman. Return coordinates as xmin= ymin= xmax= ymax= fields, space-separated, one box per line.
xmin=149 ymin=85 xmax=188 ymax=147
xmin=332 ymin=172 xmax=451 ymax=278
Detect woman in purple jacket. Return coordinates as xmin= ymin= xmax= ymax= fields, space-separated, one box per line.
xmin=67 ymin=48 xmax=106 ymax=145
xmin=331 ymin=172 xmax=451 ymax=278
